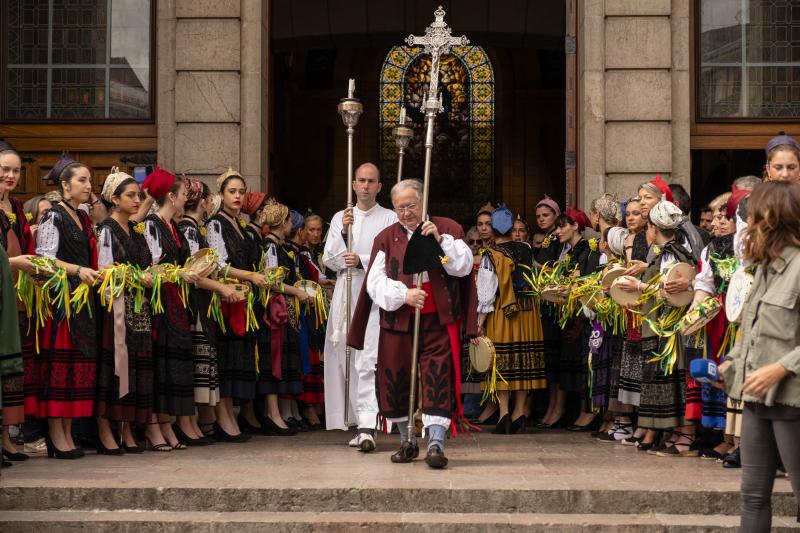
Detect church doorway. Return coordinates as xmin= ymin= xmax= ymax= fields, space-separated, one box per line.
xmin=269 ymin=1 xmax=567 ymax=226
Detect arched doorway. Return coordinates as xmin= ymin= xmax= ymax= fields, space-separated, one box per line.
xmin=379 ymin=45 xmax=495 ymax=221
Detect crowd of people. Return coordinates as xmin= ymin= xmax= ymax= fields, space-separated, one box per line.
xmin=0 ymin=133 xmax=798 ymax=529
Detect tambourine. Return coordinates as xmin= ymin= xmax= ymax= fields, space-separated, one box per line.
xmin=661 ymin=262 xmax=696 ymax=308
xmin=469 ymin=336 xmax=495 ymax=374
xmin=263 ymin=265 xmax=289 ymax=285
xmin=229 ymin=283 xmax=250 ymax=299
xmin=600 ymin=263 xmax=627 ymax=289
xmin=294 ymin=279 xmax=322 ymax=298
xmin=29 ymin=260 xmax=57 ymax=287
xmin=725 ymin=268 xmax=754 ymax=324
xmin=540 ymin=286 xmax=568 ymax=304
xmin=184 ymin=248 xmax=219 ymax=279
xmin=609 ymin=275 xmax=642 ymax=307
xmin=680 ymin=296 xmax=722 ymax=336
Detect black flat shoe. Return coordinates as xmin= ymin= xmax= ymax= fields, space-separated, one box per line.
xmin=45 ymin=438 xmax=83 ymax=460
xmin=213 ymin=423 xmax=251 ymax=443
xmin=722 ymin=448 xmax=741 ymax=468
xmin=95 ymin=439 xmax=125 ymax=456
xmin=492 ymin=414 xmax=511 ymax=435
xmin=510 ymin=415 xmax=527 ymax=434
xmin=390 ymin=442 xmax=419 ymax=464
xmin=2 ymin=448 xmax=29 ymax=462
xmin=261 ymin=416 xmax=298 ymax=436
xmin=424 ymin=445 xmax=448 ymax=469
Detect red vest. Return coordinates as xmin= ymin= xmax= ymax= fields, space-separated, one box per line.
xmin=348 ymin=217 xmax=478 ymax=350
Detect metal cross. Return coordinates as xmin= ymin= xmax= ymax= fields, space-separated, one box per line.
xmin=405 ymin=6 xmax=469 ymax=103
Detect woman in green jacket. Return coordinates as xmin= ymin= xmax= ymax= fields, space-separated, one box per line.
xmin=718 ymin=180 xmax=800 ymax=532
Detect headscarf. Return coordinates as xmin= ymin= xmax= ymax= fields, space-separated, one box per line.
xmin=242 ymin=192 xmax=266 ymax=216
xmin=593 ymin=193 xmax=621 ymax=223
xmin=260 ymin=198 xmax=289 ymax=228
xmin=289 ymin=210 xmax=304 ymax=234
xmin=490 ymin=203 xmax=513 ymax=235
xmin=640 ymin=175 xmax=674 ymax=204
xmin=206 ymin=193 xmax=222 ymax=218
xmin=44 ymin=152 xmax=80 ymax=185
xmin=765 ymin=131 xmax=800 ymax=155
xmin=536 ymin=194 xmax=561 ymax=215
xmin=141 ymin=166 xmax=176 ymax=201
xmin=606 ymin=226 xmax=630 ymax=256
xmin=100 ymin=167 xmax=136 ymax=203
xmin=648 ymin=200 xmax=683 ymax=230
xmin=726 ymin=184 xmax=750 ymax=220
xmin=185 ymin=177 xmax=205 ymax=205
xmin=565 ymin=207 xmax=591 ymax=232
xmin=216 ymin=167 xmax=243 ymax=192
xmin=0 ymin=138 xmax=18 ymax=154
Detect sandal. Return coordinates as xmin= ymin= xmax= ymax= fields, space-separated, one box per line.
xmin=656 ymin=430 xmax=699 ymax=457
xmin=145 ymin=422 xmax=172 ymax=452
xmin=722 ymin=448 xmax=741 ymax=468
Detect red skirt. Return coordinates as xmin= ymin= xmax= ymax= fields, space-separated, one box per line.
xmin=299 ymin=348 xmax=324 ymax=405
xmin=24 ymin=318 xmax=96 ymax=419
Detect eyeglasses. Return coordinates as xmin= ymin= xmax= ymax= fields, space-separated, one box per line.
xmin=468 ymin=239 xmax=481 ymax=245
xmin=395 ymin=203 xmax=418 ymax=214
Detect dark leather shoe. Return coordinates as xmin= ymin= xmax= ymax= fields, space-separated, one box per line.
xmin=390 ymin=442 xmax=419 ymax=463
xmin=424 ymin=445 xmax=448 ymax=469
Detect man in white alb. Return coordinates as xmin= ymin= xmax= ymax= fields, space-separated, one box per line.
xmin=323 ymin=163 xmax=397 ymax=451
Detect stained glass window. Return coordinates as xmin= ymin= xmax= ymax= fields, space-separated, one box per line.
xmin=699 ymin=0 xmax=800 ymax=119
xmin=4 ymin=0 xmax=153 ymax=120
xmin=380 ymin=45 xmax=494 ymax=222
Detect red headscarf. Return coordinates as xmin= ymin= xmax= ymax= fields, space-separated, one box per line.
xmin=726 ymin=184 xmax=750 ymax=220
xmin=565 ymin=207 xmax=591 ymax=232
xmin=242 ymin=192 xmax=266 ymax=216
xmin=647 ymin=175 xmax=674 ymax=204
xmin=142 ymin=166 xmax=176 ymax=201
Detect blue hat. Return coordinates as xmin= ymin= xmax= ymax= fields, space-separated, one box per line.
xmin=289 ymin=210 xmax=304 ymax=234
xmin=765 ymin=131 xmax=800 ymax=155
xmin=491 ymin=204 xmax=513 ymax=236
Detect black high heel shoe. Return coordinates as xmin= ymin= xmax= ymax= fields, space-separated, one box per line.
xmin=2 ymin=448 xmax=29 ymax=462
xmin=536 ymin=412 xmax=566 ymax=430
xmin=237 ymin=414 xmax=264 ymax=435
xmin=262 ymin=416 xmax=298 ymax=436
xmin=173 ymin=424 xmax=213 ymax=446
xmin=492 ymin=414 xmax=511 ymax=435
xmin=45 ymin=438 xmax=83 ymax=460
xmin=510 ymin=415 xmax=527 ymax=434
xmin=213 ymin=422 xmax=251 ymax=443
xmin=95 ymin=438 xmax=125 ymax=456
xmin=472 ymin=410 xmax=499 ymax=426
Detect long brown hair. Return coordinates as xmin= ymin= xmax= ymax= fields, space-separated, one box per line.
xmin=743 ymin=181 xmax=800 ymax=264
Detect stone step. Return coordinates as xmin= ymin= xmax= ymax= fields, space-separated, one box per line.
xmin=1 ymin=510 xmax=799 ymax=532
xmin=2 ymin=486 xmax=797 ymax=517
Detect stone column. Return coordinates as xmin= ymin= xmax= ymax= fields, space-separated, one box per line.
xmin=158 ymin=0 xmax=266 ymax=192
xmin=577 ymin=0 xmax=690 ymax=205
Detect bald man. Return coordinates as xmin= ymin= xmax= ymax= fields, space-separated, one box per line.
xmin=323 ymin=163 xmax=397 ymax=451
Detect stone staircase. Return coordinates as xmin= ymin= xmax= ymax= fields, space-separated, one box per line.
xmin=2 ymin=485 xmax=797 ymax=531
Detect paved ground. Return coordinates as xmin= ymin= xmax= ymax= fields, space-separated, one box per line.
xmin=3 ymin=429 xmax=792 ymax=494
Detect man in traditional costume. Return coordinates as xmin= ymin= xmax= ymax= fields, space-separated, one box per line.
xmin=348 ymin=179 xmax=476 ymax=469
xmin=323 ymin=163 xmax=397 ymax=451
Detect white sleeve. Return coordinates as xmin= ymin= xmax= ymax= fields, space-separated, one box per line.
xmin=694 ymin=246 xmax=716 ymax=295
xmin=599 ymin=253 xmax=609 ymax=266
xmin=144 ymin=220 xmax=163 ymax=263
xmin=35 ymin=213 xmax=60 ymax=259
xmin=322 ymin=212 xmax=346 ymax=272
xmin=476 ymin=254 xmax=497 ymax=313
xmin=180 ymin=225 xmax=201 ymax=256
xmin=97 ymin=227 xmax=114 ymax=268
xmin=206 ymin=219 xmax=229 ymax=268
xmin=366 ymin=250 xmax=409 ymax=312
xmin=263 ymin=241 xmax=279 ymax=268
xmin=439 ymin=234 xmax=473 ymax=277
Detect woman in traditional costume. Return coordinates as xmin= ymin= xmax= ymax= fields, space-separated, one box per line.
xmin=206 ymin=170 xmax=268 ymax=440
xmin=94 ymin=170 xmax=155 ymax=454
xmin=476 ymin=205 xmax=546 ymax=434
xmin=532 ymin=196 xmax=566 ymax=429
xmin=0 ymin=140 xmax=36 ymax=463
xmin=141 ymin=168 xmax=199 ymax=451
xmin=31 ymin=155 xmax=100 ymax=458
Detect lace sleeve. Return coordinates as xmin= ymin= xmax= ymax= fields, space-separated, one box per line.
xmin=263 ymin=241 xmax=279 ymax=268
xmin=97 ymin=226 xmax=114 ymax=268
xmin=144 ymin=220 xmax=163 ymax=263
xmin=35 ymin=211 xmax=60 ymax=259
xmin=476 ymin=254 xmax=498 ymax=313
xmin=694 ymin=246 xmax=715 ymax=295
xmin=206 ymin=219 xmax=228 ymax=268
